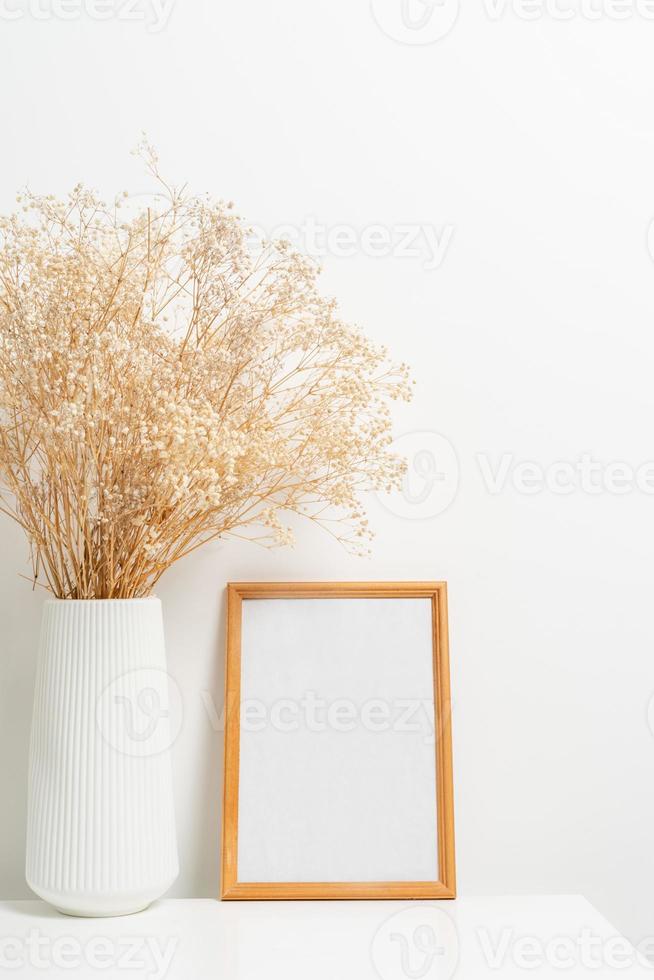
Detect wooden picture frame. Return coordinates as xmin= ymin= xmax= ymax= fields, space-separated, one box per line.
xmin=221 ymin=581 xmax=455 ymax=900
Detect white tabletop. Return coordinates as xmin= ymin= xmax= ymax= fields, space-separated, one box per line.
xmin=0 ymin=896 xmax=650 ymax=979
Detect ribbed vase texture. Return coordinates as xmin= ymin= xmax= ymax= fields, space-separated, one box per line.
xmin=26 ymin=598 xmax=179 ymax=916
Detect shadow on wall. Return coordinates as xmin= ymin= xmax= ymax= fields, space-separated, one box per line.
xmin=0 ymin=521 xmax=43 ymax=897
xmin=157 ymin=546 xmax=226 ymax=899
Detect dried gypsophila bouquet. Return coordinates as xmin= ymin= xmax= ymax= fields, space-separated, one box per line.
xmin=0 ymin=143 xmax=411 ymax=599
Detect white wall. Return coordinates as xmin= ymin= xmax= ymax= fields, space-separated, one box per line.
xmin=1 ymin=0 xmax=654 ymax=946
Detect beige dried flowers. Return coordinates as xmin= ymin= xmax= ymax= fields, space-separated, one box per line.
xmin=0 ymin=144 xmax=411 ymax=598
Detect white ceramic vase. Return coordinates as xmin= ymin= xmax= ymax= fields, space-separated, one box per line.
xmin=25 ymin=598 xmax=179 ymax=916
